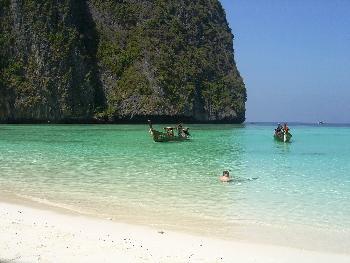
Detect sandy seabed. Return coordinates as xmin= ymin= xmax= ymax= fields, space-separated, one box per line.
xmin=1 ymin=201 xmax=350 ymax=263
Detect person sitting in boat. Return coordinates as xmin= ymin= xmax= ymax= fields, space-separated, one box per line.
xmin=275 ymin=123 xmax=282 ymax=133
xmin=164 ymin=127 xmax=174 ymax=136
xmin=182 ymin=127 xmax=190 ymax=136
xmin=176 ymin=124 xmax=190 ymax=137
xmin=219 ymin=170 xmax=232 ymax=182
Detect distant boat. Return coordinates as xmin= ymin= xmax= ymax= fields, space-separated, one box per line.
xmin=148 ymin=120 xmax=190 ymax=142
xmin=318 ymin=121 xmax=325 ymax=125
xmin=274 ymin=124 xmax=292 ymax=142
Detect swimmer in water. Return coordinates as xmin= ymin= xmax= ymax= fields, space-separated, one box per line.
xmin=219 ymin=170 xmax=232 ymax=182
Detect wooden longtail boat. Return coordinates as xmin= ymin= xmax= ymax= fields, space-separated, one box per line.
xmin=148 ymin=120 xmax=190 ymax=142
xmin=274 ymin=130 xmax=292 ymax=142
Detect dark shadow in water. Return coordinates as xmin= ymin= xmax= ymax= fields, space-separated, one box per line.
xmin=232 ymin=176 xmax=258 ymax=183
xmin=220 ymin=176 xmax=258 ymax=184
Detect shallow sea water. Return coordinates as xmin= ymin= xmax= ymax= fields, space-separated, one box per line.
xmin=0 ymin=124 xmax=350 ymax=249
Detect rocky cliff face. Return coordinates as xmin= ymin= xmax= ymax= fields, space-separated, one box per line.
xmin=0 ymin=0 xmax=246 ymax=123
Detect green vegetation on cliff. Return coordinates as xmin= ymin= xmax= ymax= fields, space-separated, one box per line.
xmin=0 ymin=0 xmax=246 ymax=123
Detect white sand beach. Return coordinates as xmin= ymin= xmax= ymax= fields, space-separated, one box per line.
xmin=1 ymin=201 xmax=350 ymax=263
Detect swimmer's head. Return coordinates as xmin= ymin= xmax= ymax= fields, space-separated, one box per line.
xmin=223 ymin=170 xmax=230 ymax=177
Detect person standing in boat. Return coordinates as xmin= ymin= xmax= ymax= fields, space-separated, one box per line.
xmin=283 ymin=123 xmax=289 ymax=133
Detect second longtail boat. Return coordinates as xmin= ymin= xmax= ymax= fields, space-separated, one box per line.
xmin=274 ymin=123 xmax=292 ymax=142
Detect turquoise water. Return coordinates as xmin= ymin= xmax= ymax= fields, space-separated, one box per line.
xmin=0 ymin=124 xmax=350 ymax=240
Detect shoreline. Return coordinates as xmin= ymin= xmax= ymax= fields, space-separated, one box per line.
xmin=2 ymin=191 xmax=350 ymax=254
xmin=1 ymin=200 xmax=350 ymax=263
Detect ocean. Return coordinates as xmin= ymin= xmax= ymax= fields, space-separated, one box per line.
xmin=0 ymin=123 xmax=349 ymax=251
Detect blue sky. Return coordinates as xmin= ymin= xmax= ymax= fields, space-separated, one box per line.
xmin=220 ymin=0 xmax=350 ymax=123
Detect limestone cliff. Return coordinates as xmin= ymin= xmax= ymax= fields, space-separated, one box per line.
xmin=0 ymin=0 xmax=246 ymax=123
